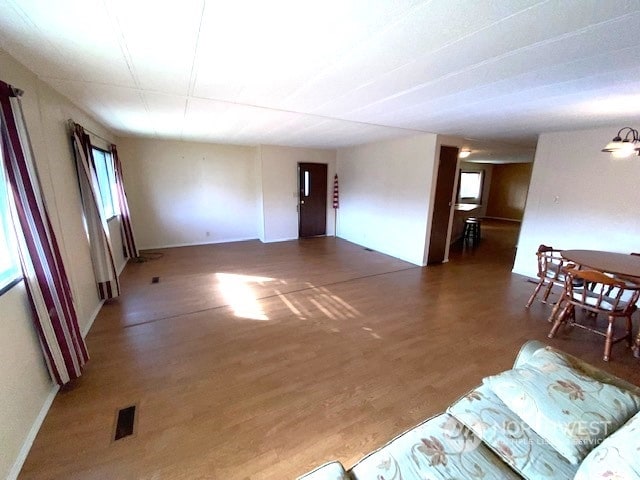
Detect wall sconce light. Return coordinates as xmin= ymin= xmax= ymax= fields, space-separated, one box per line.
xmin=602 ymin=127 xmax=640 ymax=158
xmin=458 ymin=149 xmax=472 ymax=159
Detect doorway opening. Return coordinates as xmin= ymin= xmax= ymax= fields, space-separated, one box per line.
xmin=451 ymin=161 xmax=534 ymax=265
xmin=428 ymin=142 xmax=536 ymax=268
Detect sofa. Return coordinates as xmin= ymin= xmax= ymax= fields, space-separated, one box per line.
xmin=299 ymin=341 xmax=640 ymax=480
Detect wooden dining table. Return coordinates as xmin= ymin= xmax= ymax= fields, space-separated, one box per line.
xmin=561 ymin=250 xmax=640 ymax=279
xmin=561 ymin=249 xmax=640 ymax=357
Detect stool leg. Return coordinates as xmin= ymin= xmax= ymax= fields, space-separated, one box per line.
xmin=464 ymin=222 xmax=472 ymax=242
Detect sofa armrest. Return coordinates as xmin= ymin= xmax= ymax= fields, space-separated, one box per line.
xmin=298 ymin=461 xmax=350 ymax=480
xmin=513 ymin=340 xmax=547 ymax=368
xmin=559 ymin=351 xmax=640 ymax=395
xmin=513 ymin=341 xmax=640 ymax=395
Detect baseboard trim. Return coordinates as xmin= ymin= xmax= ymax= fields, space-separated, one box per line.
xmin=261 ymin=237 xmax=298 ymax=243
xmin=8 ymin=383 xmax=60 ymax=480
xmin=82 ymin=299 xmax=105 ymax=338
xmin=140 ymin=236 xmax=259 ymax=250
xmin=483 ymin=216 xmax=522 ymax=223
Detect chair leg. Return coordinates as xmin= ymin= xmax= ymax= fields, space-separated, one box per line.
xmin=625 ymin=316 xmax=633 ymax=347
xmin=549 ymin=304 xmax=570 ymax=338
xmin=541 ymin=281 xmax=555 ymax=303
xmin=526 ymin=280 xmax=544 ymax=308
xmin=603 ymin=316 xmax=615 ymax=362
xmin=634 ymin=332 xmax=640 ymax=358
xmin=546 ymin=293 xmax=565 ymax=323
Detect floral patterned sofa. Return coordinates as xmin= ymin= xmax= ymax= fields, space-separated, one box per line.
xmin=299 ymin=341 xmax=640 ymax=480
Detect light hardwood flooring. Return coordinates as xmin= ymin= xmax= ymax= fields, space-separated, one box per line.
xmin=19 ymin=220 xmax=640 ymax=479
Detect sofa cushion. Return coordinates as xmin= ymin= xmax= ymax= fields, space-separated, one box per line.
xmin=484 ymin=347 xmax=640 ymax=465
xmin=574 ymin=409 xmax=640 ymax=479
xmin=448 ymin=383 xmax=577 ymax=479
xmin=349 ymin=413 xmax=520 ymax=480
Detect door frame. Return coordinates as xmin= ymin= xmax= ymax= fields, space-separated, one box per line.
xmin=297 ymin=162 xmax=328 ymax=238
xmin=425 ymin=145 xmax=461 ymax=264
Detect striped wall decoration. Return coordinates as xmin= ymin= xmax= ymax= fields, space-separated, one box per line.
xmin=71 ymin=123 xmax=120 ymax=300
xmin=0 ymin=80 xmax=88 ymax=384
xmin=332 ymin=174 xmax=339 ymax=209
xmin=111 ymin=145 xmax=138 ymax=259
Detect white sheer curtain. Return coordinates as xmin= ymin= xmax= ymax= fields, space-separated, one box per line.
xmin=71 ymin=122 xmax=120 ymax=299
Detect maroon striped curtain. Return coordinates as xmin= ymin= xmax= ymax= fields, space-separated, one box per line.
xmin=111 ymin=145 xmax=138 ymax=259
xmin=0 ymin=80 xmax=88 ymax=385
xmin=71 ymin=123 xmax=120 ymax=300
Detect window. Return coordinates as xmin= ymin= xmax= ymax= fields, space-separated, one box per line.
xmin=457 ymin=171 xmax=484 ymax=204
xmin=0 ymin=148 xmax=22 ymax=292
xmin=91 ymin=147 xmax=119 ymax=219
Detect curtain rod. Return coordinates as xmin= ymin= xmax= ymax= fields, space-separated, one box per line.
xmin=67 ymin=119 xmax=113 ymax=146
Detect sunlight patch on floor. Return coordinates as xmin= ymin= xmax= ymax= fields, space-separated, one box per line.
xmin=216 ymin=272 xmax=273 ymax=321
xmin=274 ymin=290 xmax=306 ymax=319
xmin=274 ymin=284 xmax=364 ymax=326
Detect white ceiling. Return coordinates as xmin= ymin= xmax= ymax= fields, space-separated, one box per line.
xmin=1 ymin=0 xmax=639 ymax=153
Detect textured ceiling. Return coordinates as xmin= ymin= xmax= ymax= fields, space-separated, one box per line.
xmin=0 ymin=0 xmax=639 ymax=153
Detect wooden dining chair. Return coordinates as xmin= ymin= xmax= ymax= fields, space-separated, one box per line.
xmin=548 ymin=267 xmax=640 ymax=361
xmin=604 ymin=252 xmax=640 ymax=296
xmin=525 ymin=244 xmax=567 ymax=308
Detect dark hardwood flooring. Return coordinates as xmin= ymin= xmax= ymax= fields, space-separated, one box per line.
xmin=19 ymin=220 xmax=640 ymax=479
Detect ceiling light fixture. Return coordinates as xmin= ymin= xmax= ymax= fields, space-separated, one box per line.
xmin=458 ymin=149 xmax=472 ymax=159
xmin=602 ymin=127 xmax=640 ymax=158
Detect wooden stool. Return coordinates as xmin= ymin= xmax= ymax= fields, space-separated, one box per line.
xmin=463 ymin=217 xmax=481 ymax=244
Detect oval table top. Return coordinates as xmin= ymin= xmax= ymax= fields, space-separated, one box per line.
xmin=561 ymin=250 xmax=640 ymax=278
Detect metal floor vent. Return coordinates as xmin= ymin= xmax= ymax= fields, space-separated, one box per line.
xmin=364 ymin=248 xmax=374 ymax=252
xmin=151 ymin=276 xmax=160 ymax=284
xmin=114 ymin=405 xmax=136 ymax=441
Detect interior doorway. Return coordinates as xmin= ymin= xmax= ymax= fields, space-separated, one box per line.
xmin=432 ymin=139 xmax=536 ymax=268
xmin=427 ymin=146 xmax=459 ymax=264
xmin=449 ymin=161 xmax=534 ymax=267
xmin=298 ymin=163 xmax=327 ymax=238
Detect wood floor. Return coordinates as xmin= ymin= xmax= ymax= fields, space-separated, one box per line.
xmin=19 ymin=220 xmax=640 ymax=479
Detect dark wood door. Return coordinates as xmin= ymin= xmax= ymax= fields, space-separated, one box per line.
xmin=427 ymin=146 xmax=459 ymax=264
xmin=298 ymin=163 xmax=327 ymax=237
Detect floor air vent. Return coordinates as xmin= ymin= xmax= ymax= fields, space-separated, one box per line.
xmin=113 ymin=405 xmax=136 ymax=441
xmin=364 ymin=248 xmax=374 ymax=252
xmin=151 ymin=276 xmax=160 ymax=284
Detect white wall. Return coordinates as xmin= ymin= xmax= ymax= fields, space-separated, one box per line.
xmin=117 ymin=138 xmax=260 ymax=249
xmin=115 ymin=141 xmax=337 ymax=248
xmin=258 ymin=145 xmax=337 ymax=242
xmin=254 ymin=147 xmax=265 ymax=241
xmin=0 ymin=49 xmax=116 ymax=479
xmin=337 ymin=134 xmax=438 ymax=266
xmin=513 ymin=125 xmax=640 ymax=278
